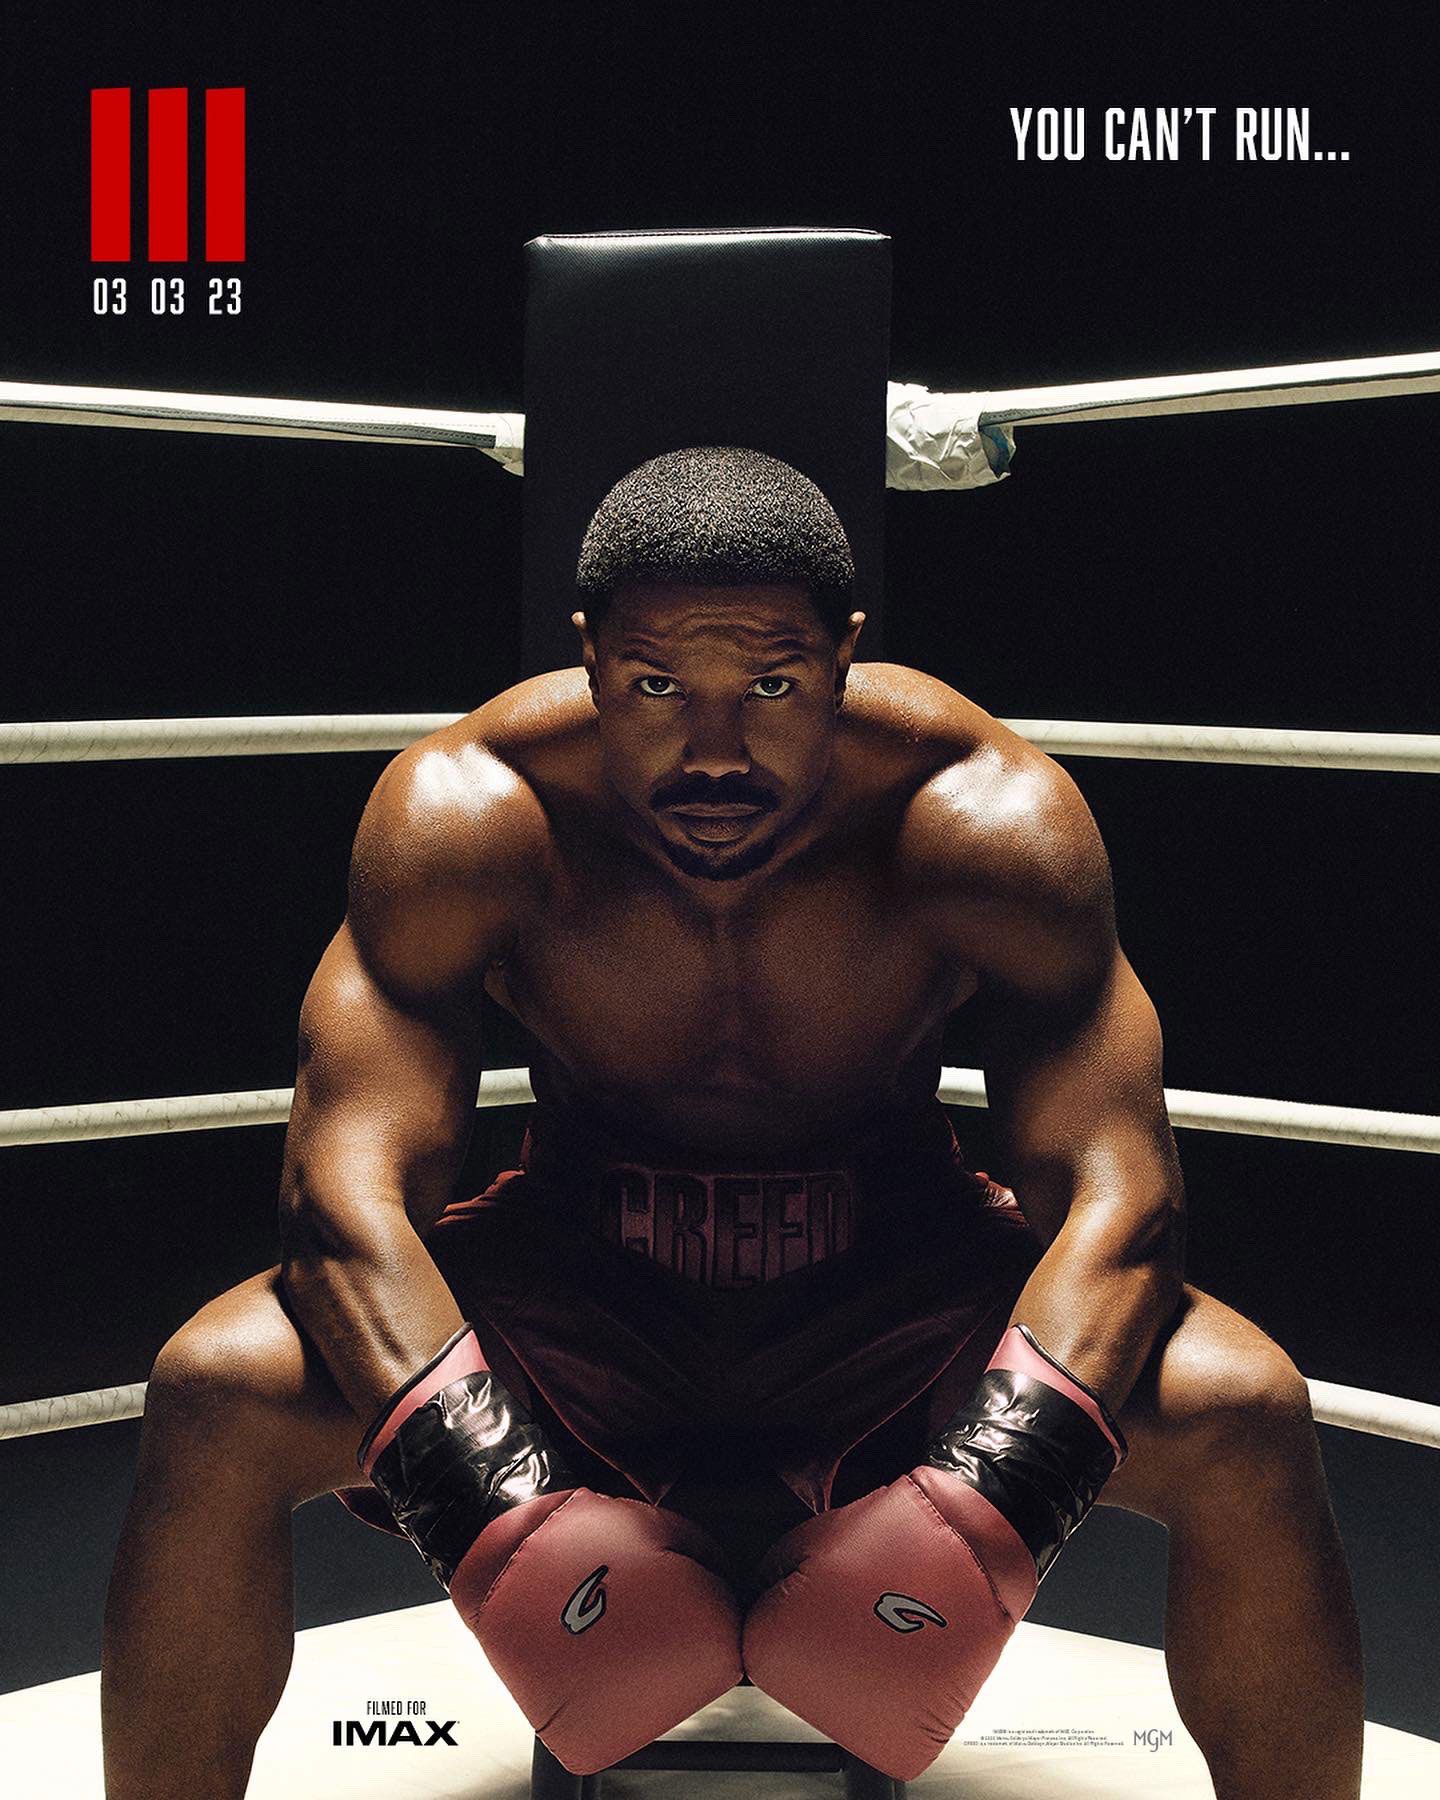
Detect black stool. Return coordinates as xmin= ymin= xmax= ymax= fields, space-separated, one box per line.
xmin=530 ymin=1721 xmax=904 ymax=1798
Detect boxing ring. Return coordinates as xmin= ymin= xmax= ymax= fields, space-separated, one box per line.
xmin=2 ymin=355 xmax=1438 ymax=1796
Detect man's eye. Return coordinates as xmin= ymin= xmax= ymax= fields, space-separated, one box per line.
xmin=749 ymin=676 xmax=793 ymax=698
xmin=637 ymin=676 xmax=680 ymax=697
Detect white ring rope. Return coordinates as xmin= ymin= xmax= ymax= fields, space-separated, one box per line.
xmin=4 ymin=713 xmax=1438 ymax=773
xmin=4 ymin=1366 xmax=1434 ymax=1451
xmin=2 ymin=1383 xmax=148 ymax=1441
xmin=933 ymin=1069 xmax=1439 ymax=1152
xmin=998 ymin=721 xmax=1440 ymax=775
xmin=1154 ymin=1087 xmax=1440 ymax=1153
xmin=0 ymin=380 xmax=525 ymax=469
xmin=0 ymin=713 xmax=462 ymax=764
xmin=4 ymin=352 xmax=1440 ymax=479
xmin=0 ymin=1068 xmax=537 ymax=1146
xmin=3 ymin=360 xmax=1435 ymax=1452
xmin=978 ymin=348 xmax=1440 ymax=427
xmin=3 ymin=1066 xmax=1435 ymax=1154
xmin=1304 ymin=1383 xmax=1440 ymax=1453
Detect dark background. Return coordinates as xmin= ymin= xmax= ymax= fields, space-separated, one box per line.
xmin=2 ymin=0 xmax=1436 ymax=1744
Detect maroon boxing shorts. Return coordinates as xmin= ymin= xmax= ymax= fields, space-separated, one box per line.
xmin=334 ymin=1099 xmax=1042 ymax=1536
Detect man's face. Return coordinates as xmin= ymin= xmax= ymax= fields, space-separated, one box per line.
xmin=578 ymin=581 xmax=863 ymax=882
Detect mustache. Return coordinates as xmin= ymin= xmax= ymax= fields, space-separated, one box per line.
xmin=652 ymin=776 xmax=777 ymax=811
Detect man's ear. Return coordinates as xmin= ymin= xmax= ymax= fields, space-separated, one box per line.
xmin=572 ymin=610 xmax=600 ymax=704
xmin=834 ymin=611 xmax=866 ymax=708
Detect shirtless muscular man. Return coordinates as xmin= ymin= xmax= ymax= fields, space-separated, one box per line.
xmin=102 ymin=448 xmax=1363 ymax=1797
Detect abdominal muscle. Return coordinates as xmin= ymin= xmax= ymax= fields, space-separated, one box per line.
xmin=484 ymin=953 xmax=974 ymax=1161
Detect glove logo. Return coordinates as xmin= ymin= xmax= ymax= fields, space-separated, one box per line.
xmin=560 ymin=1564 xmax=609 ymax=1634
xmin=874 ymin=1591 xmax=948 ymax=1633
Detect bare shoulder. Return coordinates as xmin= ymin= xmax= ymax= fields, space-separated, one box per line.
xmin=846 ymin=661 xmax=1098 ymax=878
xmin=345 ymin=693 xmax=572 ymax=1009
xmin=465 ymin=665 xmax=597 ymax=772
xmin=849 ymin=663 xmax=1116 ymax=999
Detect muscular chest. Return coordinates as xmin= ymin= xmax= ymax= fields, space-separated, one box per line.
xmin=491 ymin=860 xmax=968 ymax=1099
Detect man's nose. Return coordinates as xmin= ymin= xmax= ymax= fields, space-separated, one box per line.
xmin=680 ymin=703 xmax=751 ymax=779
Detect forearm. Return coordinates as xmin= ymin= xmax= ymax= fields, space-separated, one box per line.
xmin=279 ymin=1191 xmax=465 ymax=1425
xmin=1006 ymin=1194 xmax=1185 ymax=1415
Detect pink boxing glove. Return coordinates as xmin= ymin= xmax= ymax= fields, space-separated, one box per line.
xmin=361 ymin=1323 xmax=743 ymax=1774
xmin=742 ymin=1323 xmax=1126 ymax=1780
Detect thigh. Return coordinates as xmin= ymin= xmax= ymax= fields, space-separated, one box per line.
xmin=1099 ymin=1282 xmax=1312 ymax=1524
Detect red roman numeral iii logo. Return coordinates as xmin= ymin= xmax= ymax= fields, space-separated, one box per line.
xmin=90 ymin=87 xmax=245 ymax=263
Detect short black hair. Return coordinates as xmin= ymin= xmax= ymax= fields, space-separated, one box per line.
xmin=575 ymin=446 xmax=856 ymax=641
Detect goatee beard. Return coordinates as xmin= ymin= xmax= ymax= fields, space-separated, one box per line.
xmin=659 ymin=832 xmax=780 ymax=881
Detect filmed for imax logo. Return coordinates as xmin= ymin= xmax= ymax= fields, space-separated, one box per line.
xmin=90 ymin=86 xmax=245 ymax=262
xmin=332 ymin=1720 xmax=458 ymax=1747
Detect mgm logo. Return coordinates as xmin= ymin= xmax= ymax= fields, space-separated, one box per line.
xmin=1135 ymin=1726 xmax=1175 ymax=1751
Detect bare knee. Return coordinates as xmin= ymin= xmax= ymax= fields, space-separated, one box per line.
xmin=1187 ymin=1330 xmax=1315 ymax=1468
xmin=151 ymin=1274 xmax=300 ymax=1415
xmin=1108 ymin=1292 xmax=1319 ymax=1521
xmin=142 ymin=1272 xmax=359 ymax=1501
